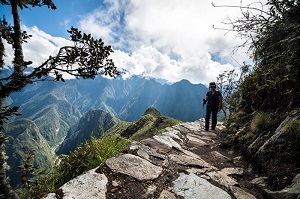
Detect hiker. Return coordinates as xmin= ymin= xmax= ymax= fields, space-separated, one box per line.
xmin=203 ymin=82 xmax=222 ymax=131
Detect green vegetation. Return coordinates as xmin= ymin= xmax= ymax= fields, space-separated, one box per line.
xmin=16 ymin=107 xmax=179 ymax=198
xmin=120 ymin=107 xmax=180 ymax=141
xmin=4 ymin=119 xmax=53 ymax=187
xmin=18 ymin=135 xmax=130 ymax=198
xmin=215 ymin=0 xmax=300 ymax=190
xmin=285 ymin=119 xmax=300 ymax=137
xmin=250 ymin=112 xmax=268 ymax=133
xmin=1 ymin=0 xmax=118 ymax=197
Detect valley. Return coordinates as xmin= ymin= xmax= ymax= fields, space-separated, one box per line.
xmin=4 ymin=76 xmax=203 ymax=187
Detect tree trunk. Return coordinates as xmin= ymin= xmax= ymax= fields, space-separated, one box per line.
xmin=11 ymin=0 xmax=24 ymax=76
xmin=0 ymin=0 xmax=22 ymax=197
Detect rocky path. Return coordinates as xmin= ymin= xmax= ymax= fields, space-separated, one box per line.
xmin=44 ymin=120 xmax=299 ymax=199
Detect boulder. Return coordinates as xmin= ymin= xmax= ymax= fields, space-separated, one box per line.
xmin=105 ymin=154 xmax=163 ymax=181
xmin=43 ymin=168 xmax=107 ymax=199
xmin=172 ymin=173 xmax=232 ymax=199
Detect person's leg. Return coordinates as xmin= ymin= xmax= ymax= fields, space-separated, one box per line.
xmin=205 ymin=107 xmax=211 ymax=130
xmin=211 ymin=107 xmax=218 ymax=130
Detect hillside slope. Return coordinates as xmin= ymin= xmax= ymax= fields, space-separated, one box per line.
xmin=57 ymin=109 xmax=125 ymax=155
xmin=4 ymin=119 xmax=53 ymax=187
xmin=57 ymin=107 xmax=180 ymax=155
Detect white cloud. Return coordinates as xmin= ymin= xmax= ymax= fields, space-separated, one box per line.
xmin=4 ymin=0 xmax=266 ymax=85
xmin=22 ymin=26 xmax=73 ymax=66
xmin=75 ymin=0 xmax=265 ymax=84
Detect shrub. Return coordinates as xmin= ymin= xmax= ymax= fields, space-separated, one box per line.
xmin=250 ymin=112 xmax=268 ymax=133
xmin=18 ymin=134 xmax=130 ymax=198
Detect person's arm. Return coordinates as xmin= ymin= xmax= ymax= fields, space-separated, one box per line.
xmin=205 ymin=96 xmax=208 ymax=101
xmin=203 ymin=93 xmax=209 ymax=105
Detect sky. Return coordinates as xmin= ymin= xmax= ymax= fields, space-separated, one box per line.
xmin=1 ymin=0 xmax=266 ymax=85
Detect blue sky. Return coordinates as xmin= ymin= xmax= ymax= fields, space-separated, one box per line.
xmin=1 ymin=0 xmax=264 ymax=84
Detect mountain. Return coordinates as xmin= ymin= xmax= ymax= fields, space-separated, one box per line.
xmin=57 ymin=107 xmax=179 ymax=155
xmin=154 ymin=79 xmax=206 ymax=121
xmin=57 ymin=109 xmax=125 ymax=155
xmin=4 ymin=119 xmax=53 ymax=187
xmin=120 ymin=107 xmax=180 ymax=141
xmin=9 ymin=83 xmax=82 ymax=147
xmin=7 ymin=76 xmax=208 ymax=124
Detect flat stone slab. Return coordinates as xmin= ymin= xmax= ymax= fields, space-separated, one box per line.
xmin=43 ymin=168 xmax=107 ymax=199
xmin=206 ymin=170 xmax=239 ymax=187
xmin=186 ymin=134 xmax=209 ymax=146
xmin=153 ymin=135 xmax=182 ymax=151
xmin=169 ymin=154 xmax=212 ymax=168
xmin=161 ymin=131 xmax=183 ymax=143
xmin=211 ymin=151 xmax=231 ymax=162
xmin=142 ymin=138 xmax=172 ymax=154
xmin=105 ymin=154 xmax=163 ymax=181
xmin=172 ymin=173 xmax=232 ymax=199
xmin=221 ymin=167 xmax=244 ymax=176
xmin=129 ymin=141 xmax=167 ymax=160
xmin=194 ymin=131 xmax=218 ymax=137
xmin=180 ymin=122 xmax=201 ymax=132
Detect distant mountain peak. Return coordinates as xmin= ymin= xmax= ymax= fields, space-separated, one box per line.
xmin=143 ymin=107 xmax=161 ymax=117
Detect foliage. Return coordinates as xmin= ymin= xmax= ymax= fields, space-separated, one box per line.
xmin=250 ymin=112 xmax=268 ymax=132
xmin=18 ymin=134 xmax=130 ymax=198
xmin=18 ymin=151 xmax=36 ymax=190
xmin=284 ymin=119 xmax=300 ymax=139
xmin=215 ymin=0 xmax=300 ymax=190
xmin=0 ymin=0 xmax=119 ymax=197
xmin=0 ymin=106 xmax=21 ymax=126
xmin=215 ymin=0 xmax=300 ymax=113
xmin=120 ymin=108 xmax=180 ymax=141
xmin=216 ymin=63 xmax=250 ymax=120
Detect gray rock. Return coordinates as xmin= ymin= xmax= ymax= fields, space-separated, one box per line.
xmin=230 ymin=186 xmax=257 ymax=199
xmin=153 ymin=135 xmax=182 ymax=151
xmin=158 ymin=190 xmax=177 ymax=199
xmin=194 ymin=130 xmax=217 ymax=138
xmin=221 ymin=167 xmax=244 ymax=176
xmin=43 ymin=168 xmax=108 ymax=199
xmin=262 ymin=173 xmax=300 ymax=198
xmin=179 ymin=122 xmax=201 ymax=132
xmin=143 ymin=185 xmax=157 ymax=198
xmin=256 ymin=110 xmax=300 ymax=156
xmin=105 ymin=154 xmax=163 ymax=181
xmin=169 ymin=154 xmax=212 ymax=168
xmin=142 ymin=138 xmax=172 ymax=154
xmin=211 ymin=151 xmax=231 ymax=162
xmin=251 ymin=177 xmax=268 ymax=187
xmin=163 ymin=127 xmax=184 ymax=142
xmin=172 ymin=173 xmax=232 ymax=199
xmin=129 ymin=141 xmax=167 ymax=160
xmin=206 ymin=170 xmax=239 ymax=187
xmin=280 ymin=173 xmax=300 ymax=195
xmin=186 ymin=134 xmax=208 ymax=146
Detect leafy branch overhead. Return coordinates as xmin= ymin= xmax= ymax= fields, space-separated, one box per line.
xmin=1 ymin=26 xmax=119 ymax=99
xmin=34 ymin=27 xmax=119 ymax=80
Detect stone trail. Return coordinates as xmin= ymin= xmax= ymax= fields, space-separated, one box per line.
xmin=43 ymin=120 xmax=300 ymax=199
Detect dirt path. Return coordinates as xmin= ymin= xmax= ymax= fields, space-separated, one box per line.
xmin=46 ymin=120 xmax=276 ymax=199
xmin=99 ymin=120 xmax=266 ymax=199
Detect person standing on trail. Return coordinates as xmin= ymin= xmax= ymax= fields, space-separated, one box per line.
xmin=203 ymin=82 xmax=222 ymax=131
